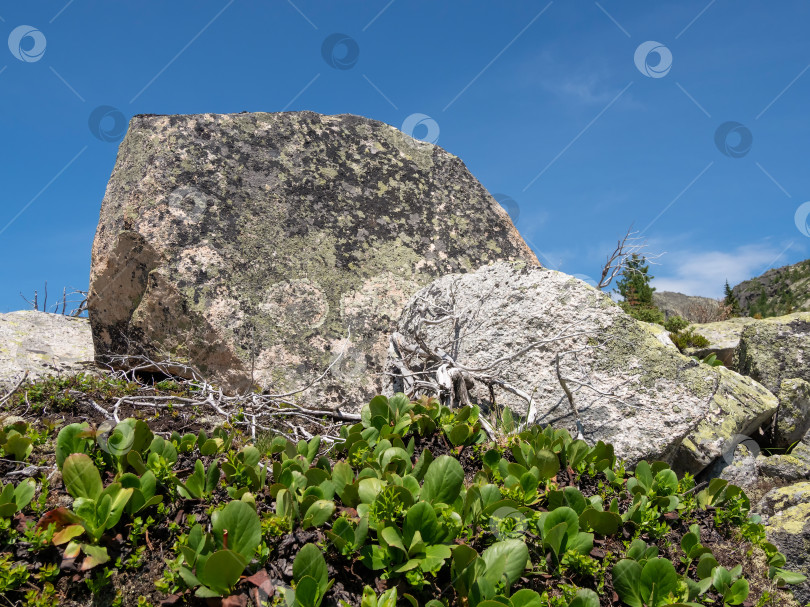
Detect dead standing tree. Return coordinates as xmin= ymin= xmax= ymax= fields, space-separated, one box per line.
xmin=597 ymin=226 xmax=663 ymax=291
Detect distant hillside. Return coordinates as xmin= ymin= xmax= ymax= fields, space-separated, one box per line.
xmin=731 ymin=259 xmax=810 ymax=317
xmin=652 ymin=291 xmax=723 ymax=322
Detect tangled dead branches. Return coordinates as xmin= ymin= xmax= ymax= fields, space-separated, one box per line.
xmin=61 ymin=354 xmax=363 ymax=446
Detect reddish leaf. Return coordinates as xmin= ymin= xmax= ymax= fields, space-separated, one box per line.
xmin=244 ymin=569 xmax=274 ymax=598
xmin=159 ymin=594 xmax=183 ymax=606
xmin=36 ymin=508 xmax=81 ymax=531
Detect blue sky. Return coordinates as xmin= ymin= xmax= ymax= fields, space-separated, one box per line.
xmin=1 ymin=1 xmax=809 ymax=313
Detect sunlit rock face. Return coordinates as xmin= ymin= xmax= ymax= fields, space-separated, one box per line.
xmin=89 ymin=111 xmax=537 ymax=404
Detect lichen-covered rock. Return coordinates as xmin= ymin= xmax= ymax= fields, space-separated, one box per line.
xmin=0 ymin=311 xmax=93 ymax=384
xmin=386 ymin=262 xmax=777 ymax=468
xmin=758 ymin=450 xmax=810 ymax=483
xmin=733 ymin=312 xmax=810 ymax=394
xmin=639 ymin=321 xmax=678 ymax=350
xmin=684 ymin=317 xmax=757 ymax=366
xmin=673 ymin=366 xmax=779 ymax=475
xmin=88 ymin=112 xmax=537 ymax=402
xmin=755 ymin=482 xmax=810 ymax=604
xmin=775 ymin=378 xmax=810 ymax=449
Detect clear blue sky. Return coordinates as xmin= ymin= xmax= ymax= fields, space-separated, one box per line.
xmin=1 ymin=1 xmax=809 ymax=313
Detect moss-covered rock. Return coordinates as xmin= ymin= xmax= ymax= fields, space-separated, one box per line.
xmin=88 ymin=112 xmax=538 ymax=403
xmin=733 ymin=312 xmax=810 ymax=394
xmin=755 ymin=482 xmax=810 ymax=604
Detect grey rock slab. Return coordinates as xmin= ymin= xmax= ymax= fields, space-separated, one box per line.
xmin=387 ymin=262 xmax=748 ymax=468
xmin=0 ymin=310 xmax=93 ymax=384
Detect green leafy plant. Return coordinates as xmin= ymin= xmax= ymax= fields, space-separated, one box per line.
xmin=0 ymin=421 xmax=33 ymax=461
xmin=0 ymin=479 xmax=36 ymax=518
xmin=176 ymin=459 xmax=220 ymax=500
xmin=279 ymin=543 xmax=335 ymax=607
xmin=176 ymin=500 xmax=261 ymax=598
xmin=37 ymin=453 xmax=133 ymax=569
xmin=222 ymin=445 xmax=266 ymax=497
xmin=611 ymin=557 xmax=682 ymax=607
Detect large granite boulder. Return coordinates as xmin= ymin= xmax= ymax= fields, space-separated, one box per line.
xmin=0 ymin=311 xmax=93 ymax=384
xmin=387 ymin=262 xmax=777 ymax=469
xmin=684 ymin=317 xmax=757 ymax=366
xmin=733 ymin=312 xmax=810 ymax=394
xmin=88 ymin=112 xmax=537 ymax=403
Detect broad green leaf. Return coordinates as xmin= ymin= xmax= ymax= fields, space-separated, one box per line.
xmin=568 ymin=531 xmax=594 ymax=556
xmin=211 ymin=500 xmax=261 ymax=561
xmin=713 ymin=566 xmax=732 ymax=592
xmin=294 ymin=576 xmax=321 ymax=607
xmin=199 ymin=549 xmax=246 ymax=596
xmin=567 ymin=589 xmax=600 ymax=607
xmin=52 ymin=523 xmax=84 ymax=545
xmin=200 ymin=438 xmax=220 ymax=456
xmin=302 ymin=499 xmax=335 ymax=529
xmin=481 ymin=539 xmax=528 ymax=587
xmin=640 ymin=558 xmax=679 ymax=606
xmin=696 ymin=553 xmax=718 ymax=580
xmin=725 ymin=578 xmax=749 ymax=605
xmin=293 ymin=544 xmax=328 ymax=593
xmin=56 ymin=423 xmax=91 ymax=468
xmin=543 ymin=522 xmax=568 ymax=560
xmin=100 ymin=484 xmax=133 ymax=530
xmin=653 ymin=469 xmax=678 ymax=495
xmin=547 ymin=487 xmax=587 ymax=515
xmin=369 ymin=396 xmax=391 ymax=421
xmin=448 ymin=424 xmax=471 ymax=446
xmin=13 ymin=478 xmax=35 ymax=510
xmin=542 ymin=506 xmax=579 ymax=540
xmin=421 ymin=455 xmax=464 ymax=504
xmin=634 ymin=460 xmax=653 ymax=490
xmin=403 ymin=501 xmax=441 ymax=547
xmin=358 ymin=477 xmax=383 ymax=504
xmin=533 ymin=448 xmax=560 ymax=480
xmin=4 ymin=434 xmax=32 ymax=460
xmin=579 ymin=508 xmax=621 ymax=536
xmin=62 ymin=453 xmax=102 ymax=500
xmin=772 ymin=568 xmax=807 ymax=585
xmin=611 ymin=559 xmax=643 ymax=607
